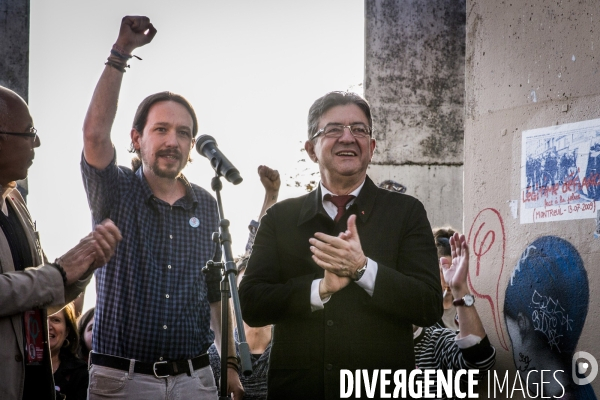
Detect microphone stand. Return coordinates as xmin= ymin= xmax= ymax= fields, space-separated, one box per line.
xmin=203 ymin=173 xmax=252 ymax=400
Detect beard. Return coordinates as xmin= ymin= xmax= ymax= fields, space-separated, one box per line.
xmin=142 ymin=148 xmax=187 ymax=179
xmin=150 ymin=160 xmax=181 ymax=179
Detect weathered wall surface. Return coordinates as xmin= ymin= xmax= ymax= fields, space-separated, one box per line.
xmin=0 ymin=0 xmax=30 ymax=199
xmin=0 ymin=0 xmax=30 ymax=101
xmin=365 ymin=0 xmax=465 ymax=229
xmin=466 ymin=0 xmax=599 ymax=398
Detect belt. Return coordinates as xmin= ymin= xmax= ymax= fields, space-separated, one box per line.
xmin=90 ymin=352 xmax=210 ymax=379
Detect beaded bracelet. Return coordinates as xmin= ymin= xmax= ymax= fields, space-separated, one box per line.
xmin=110 ymin=48 xmax=132 ymax=60
xmin=105 ymin=60 xmax=128 ymax=73
xmin=111 ymin=45 xmax=142 ymax=61
xmin=51 ymin=261 xmax=67 ymax=285
xmin=112 ymin=44 xmax=134 ymax=58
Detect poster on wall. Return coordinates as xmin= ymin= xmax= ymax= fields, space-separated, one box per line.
xmin=521 ymin=118 xmax=600 ymax=224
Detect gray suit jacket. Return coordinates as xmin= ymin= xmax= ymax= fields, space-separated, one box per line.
xmin=0 ymin=185 xmax=90 ymax=400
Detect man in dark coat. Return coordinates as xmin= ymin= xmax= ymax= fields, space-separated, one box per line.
xmin=239 ymin=91 xmax=443 ymax=399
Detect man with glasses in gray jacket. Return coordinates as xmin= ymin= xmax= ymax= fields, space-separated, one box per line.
xmin=0 ymin=85 xmax=121 ymax=400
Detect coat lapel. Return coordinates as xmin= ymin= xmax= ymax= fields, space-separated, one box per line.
xmin=6 ymin=188 xmax=43 ymax=267
xmin=1 ymin=187 xmax=45 ymax=366
xmin=297 ymin=186 xmax=326 ymax=227
xmin=352 ymin=176 xmax=378 ymax=224
xmin=296 ymin=176 xmax=380 ymax=227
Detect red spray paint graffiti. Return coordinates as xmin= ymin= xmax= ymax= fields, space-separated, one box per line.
xmin=467 ymin=208 xmax=509 ymax=351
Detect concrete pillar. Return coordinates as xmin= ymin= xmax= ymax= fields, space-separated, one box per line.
xmin=0 ymin=0 xmax=30 ymax=200
xmin=0 ymin=0 xmax=29 ymax=101
xmin=365 ymin=0 xmax=465 ymax=230
xmin=466 ymin=0 xmax=599 ymax=397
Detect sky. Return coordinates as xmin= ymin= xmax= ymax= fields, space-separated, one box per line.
xmin=27 ymin=1 xmax=364 ymax=311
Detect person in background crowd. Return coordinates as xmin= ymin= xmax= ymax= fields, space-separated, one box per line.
xmin=244 ymin=165 xmax=281 ymax=257
xmin=50 ymin=303 xmax=89 ymax=400
xmin=433 ymin=227 xmax=460 ymax=331
xmin=77 ymin=307 xmax=95 ymax=362
xmin=233 ymin=256 xmax=271 ymax=400
xmin=210 ymin=164 xmax=279 ymax=400
xmin=378 ymin=179 xmax=407 ymax=194
xmin=413 ymin=232 xmax=496 ymax=399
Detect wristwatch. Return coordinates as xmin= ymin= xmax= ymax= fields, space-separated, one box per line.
xmin=353 ymin=260 xmax=368 ymax=281
xmin=453 ymin=293 xmax=475 ymax=307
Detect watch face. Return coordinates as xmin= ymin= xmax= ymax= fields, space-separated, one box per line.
xmin=354 ymin=264 xmax=367 ymax=281
xmin=464 ymin=294 xmax=475 ymax=306
xmin=356 ymin=268 xmax=366 ymax=281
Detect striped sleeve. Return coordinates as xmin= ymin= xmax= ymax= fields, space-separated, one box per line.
xmin=414 ymin=327 xmax=496 ymax=399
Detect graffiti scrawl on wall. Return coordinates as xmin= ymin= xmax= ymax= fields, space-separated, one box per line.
xmin=521 ymin=118 xmax=600 ymax=224
xmin=504 ymin=236 xmax=596 ymax=399
xmin=467 ymin=208 xmax=509 ymax=351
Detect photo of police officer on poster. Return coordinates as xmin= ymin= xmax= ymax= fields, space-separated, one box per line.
xmin=521 ymin=118 xmax=600 ymax=224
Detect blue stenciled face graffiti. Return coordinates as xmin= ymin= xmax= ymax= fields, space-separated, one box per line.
xmin=504 ymin=236 xmax=596 ymax=400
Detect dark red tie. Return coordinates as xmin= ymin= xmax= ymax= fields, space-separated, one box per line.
xmin=324 ymin=194 xmax=356 ymax=222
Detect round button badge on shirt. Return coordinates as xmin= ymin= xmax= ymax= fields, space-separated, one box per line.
xmin=189 ymin=217 xmax=200 ymax=228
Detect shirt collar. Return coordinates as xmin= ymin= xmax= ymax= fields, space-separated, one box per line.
xmin=319 ymin=180 xmax=365 ymax=200
xmin=319 ymin=181 xmax=365 ymax=221
xmin=178 ymin=174 xmax=199 ymax=208
xmin=297 ymin=176 xmax=378 ymax=226
xmin=0 ymin=181 xmax=16 ymax=216
xmin=135 ymin=166 xmax=198 ymax=209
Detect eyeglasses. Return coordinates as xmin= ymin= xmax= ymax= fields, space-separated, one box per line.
xmin=0 ymin=127 xmax=38 ymax=141
xmin=312 ymin=123 xmax=371 ymax=140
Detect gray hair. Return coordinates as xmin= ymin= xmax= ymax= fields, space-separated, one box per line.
xmin=307 ymin=91 xmax=372 ymax=140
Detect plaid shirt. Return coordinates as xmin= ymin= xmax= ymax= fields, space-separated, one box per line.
xmin=81 ymin=153 xmax=221 ymax=362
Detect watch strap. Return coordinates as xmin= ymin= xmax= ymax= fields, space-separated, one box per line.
xmin=453 ymin=293 xmax=475 ymax=307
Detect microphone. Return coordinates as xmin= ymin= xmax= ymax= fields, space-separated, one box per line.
xmin=195 ymin=135 xmax=243 ymax=185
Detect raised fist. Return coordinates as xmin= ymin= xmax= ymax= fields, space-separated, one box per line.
xmin=114 ymin=16 xmax=157 ymax=54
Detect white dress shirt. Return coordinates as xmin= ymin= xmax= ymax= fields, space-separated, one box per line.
xmin=310 ymin=181 xmax=378 ymax=311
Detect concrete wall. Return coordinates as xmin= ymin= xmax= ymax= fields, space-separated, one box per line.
xmin=466 ymin=0 xmax=599 ymax=397
xmin=365 ymin=0 xmax=465 ymax=230
xmin=0 ymin=0 xmax=30 ymax=101
xmin=1 ymin=0 xmax=30 ymax=200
